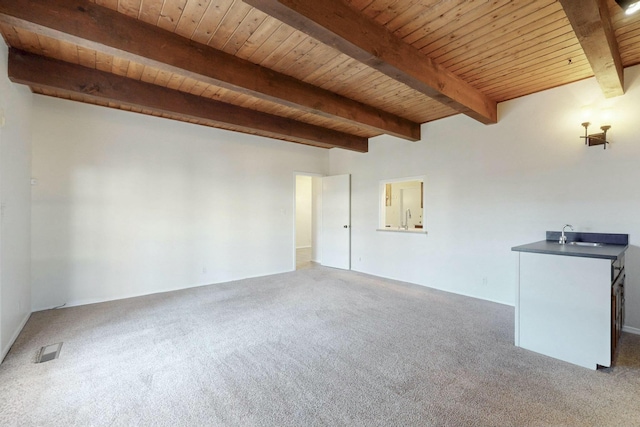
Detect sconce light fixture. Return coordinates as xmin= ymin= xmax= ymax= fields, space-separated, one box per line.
xmin=615 ymin=0 xmax=640 ymax=15
xmin=581 ymin=122 xmax=611 ymax=149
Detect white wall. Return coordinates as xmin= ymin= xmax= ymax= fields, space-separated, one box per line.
xmin=295 ymin=175 xmax=312 ymax=248
xmin=0 ymin=42 xmax=32 ymax=360
xmin=31 ymin=97 xmax=328 ymax=310
xmin=21 ymin=48 xmax=640 ymax=333
xmin=330 ymin=64 xmax=640 ymax=331
xmin=311 ymin=176 xmax=322 ymax=263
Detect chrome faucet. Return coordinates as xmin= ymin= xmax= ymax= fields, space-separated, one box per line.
xmin=404 ymin=209 xmax=412 ymax=230
xmin=559 ymin=224 xmax=574 ymax=244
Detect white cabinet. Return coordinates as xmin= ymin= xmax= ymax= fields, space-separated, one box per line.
xmin=515 ymin=252 xmax=622 ymax=369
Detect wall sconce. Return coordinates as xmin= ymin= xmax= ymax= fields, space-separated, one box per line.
xmin=580 ymin=122 xmax=611 ymax=149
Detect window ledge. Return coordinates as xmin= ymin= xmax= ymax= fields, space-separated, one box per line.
xmin=376 ymin=228 xmax=428 ymax=234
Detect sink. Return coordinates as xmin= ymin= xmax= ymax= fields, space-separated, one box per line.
xmin=567 ymin=241 xmax=604 ymax=247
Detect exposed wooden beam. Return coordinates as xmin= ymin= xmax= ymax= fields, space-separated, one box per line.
xmin=559 ymin=0 xmax=624 ymax=97
xmin=8 ymin=49 xmax=368 ymax=152
xmin=0 ymin=0 xmax=418 ymax=141
xmin=244 ymin=0 xmax=498 ymax=125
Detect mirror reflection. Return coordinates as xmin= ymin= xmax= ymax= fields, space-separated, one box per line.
xmin=382 ymin=179 xmax=423 ymax=230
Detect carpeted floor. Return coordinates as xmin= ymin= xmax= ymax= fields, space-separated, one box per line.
xmin=1 ymin=266 xmax=640 ymax=426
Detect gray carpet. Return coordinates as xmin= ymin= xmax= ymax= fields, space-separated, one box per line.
xmin=1 ymin=266 xmax=640 ymax=426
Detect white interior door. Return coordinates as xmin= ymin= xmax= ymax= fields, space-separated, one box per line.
xmin=321 ymin=174 xmax=350 ymax=270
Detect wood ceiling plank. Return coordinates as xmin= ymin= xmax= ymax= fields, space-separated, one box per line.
xmin=233 ymin=13 xmax=281 ymax=58
xmin=262 ymin=34 xmax=313 ymax=70
xmin=245 ymin=0 xmax=497 ymax=124
xmin=15 ymin=26 xmax=43 ymax=53
xmin=246 ymin=22 xmax=296 ymax=64
xmin=57 ymin=39 xmax=80 ymax=65
xmin=466 ymin=44 xmax=586 ymax=88
xmin=157 ymin=0 xmax=188 ymax=32
xmin=166 ymin=73 xmax=186 ymax=90
xmin=95 ymin=50 xmax=113 ymax=72
xmin=617 ymin=30 xmax=640 ymax=62
xmin=177 ymin=76 xmax=199 ymax=93
xmin=622 ymin=49 xmax=640 ymax=63
xmin=36 ymin=33 xmax=62 ymax=60
xmin=375 ymin=0 xmax=424 ymax=31
xmin=138 ymin=0 xmax=164 ymax=25
xmin=268 ymin=34 xmax=320 ymax=72
xmin=221 ymin=8 xmax=268 ymax=55
xmin=189 ymin=80 xmax=209 ymax=97
xmin=409 ymin=0 xmax=519 ymax=51
xmin=488 ymin=68 xmax=595 ymax=101
xmin=348 ymin=0 xmax=375 ymax=10
xmin=154 ymin=69 xmax=174 ymax=87
xmin=437 ymin=7 xmax=567 ymax=70
xmin=302 ymin=54 xmax=352 ymax=85
xmin=117 ymin=0 xmax=141 ymax=18
xmin=9 ymin=49 xmax=368 ymax=152
xmin=111 ymin=56 xmax=130 ymax=76
xmin=387 ymin=2 xmax=462 ymax=44
xmin=279 ymin=47 xmax=335 ymax=78
xmin=446 ymin=17 xmax=573 ymax=76
xmin=421 ymin=0 xmax=559 ymax=59
xmin=0 ymin=0 xmax=419 ymax=140
xmin=457 ymin=31 xmax=582 ymax=82
xmin=77 ymin=45 xmax=97 ymax=68
xmin=191 ymin=0 xmax=235 ymax=45
xmin=477 ymin=56 xmax=590 ymax=94
xmin=616 ymin=25 xmax=640 ymax=41
xmin=483 ymin=62 xmax=593 ymax=100
xmin=125 ymin=61 xmax=145 ymax=79
xmin=349 ymin=74 xmax=395 ymax=98
xmin=200 ymin=84 xmax=223 ymax=99
xmin=207 ymin=1 xmax=252 ymax=50
xmin=310 ymin=58 xmax=369 ymax=89
xmin=175 ymin=0 xmax=212 ymax=39
xmin=559 ymin=0 xmax=624 ymax=97
xmin=140 ymin=64 xmax=159 ymax=83
xmin=610 ymin=4 xmax=640 ymax=67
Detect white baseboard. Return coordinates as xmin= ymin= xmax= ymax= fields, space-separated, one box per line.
xmin=1 ymin=312 xmax=31 ymax=363
xmin=349 ymin=268 xmax=513 ymax=307
xmin=296 ymin=245 xmax=311 ymax=249
xmin=32 ymin=269 xmax=294 ymax=312
xmin=623 ymin=325 xmax=640 ymax=335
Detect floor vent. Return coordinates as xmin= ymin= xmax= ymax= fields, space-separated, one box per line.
xmin=36 ymin=343 xmax=63 ymax=363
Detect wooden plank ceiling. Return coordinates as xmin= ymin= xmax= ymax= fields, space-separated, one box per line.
xmin=1 ymin=0 xmax=639 ymax=152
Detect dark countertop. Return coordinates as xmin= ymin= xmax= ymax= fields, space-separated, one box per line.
xmin=512 ymin=240 xmax=627 ymax=260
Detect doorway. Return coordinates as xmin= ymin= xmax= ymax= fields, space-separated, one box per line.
xmin=294 ymin=173 xmax=322 ymax=270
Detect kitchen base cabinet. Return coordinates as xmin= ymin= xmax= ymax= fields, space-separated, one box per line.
xmin=516 ymin=252 xmax=612 ymax=369
xmin=512 ymin=232 xmax=628 ymax=370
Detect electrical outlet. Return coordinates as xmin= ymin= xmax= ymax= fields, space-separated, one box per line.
xmin=202 ymin=267 xmax=207 ymax=274
xmin=482 ymin=277 xmax=488 ymax=286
